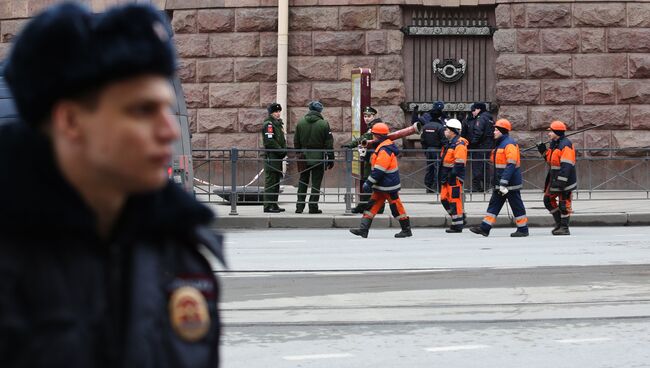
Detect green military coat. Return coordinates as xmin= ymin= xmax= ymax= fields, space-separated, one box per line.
xmin=262 ymin=115 xmax=287 ymax=171
xmin=294 ymin=111 xmax=334 ymax=166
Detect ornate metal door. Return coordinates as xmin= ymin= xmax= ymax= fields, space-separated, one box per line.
xmin=402 ymin=7 xmax=496 ymax=119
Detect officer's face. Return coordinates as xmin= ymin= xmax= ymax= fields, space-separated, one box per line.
xmin=471 ymin=108 xmax=480 ymax=118
xmin=494 ymin=127 xmax=502 ymax=140
xmin=364 ymin=113 xmax=375 ymax=124
xmin=74 ymin=75 xmax=179 ymax=193
xmin=271 ymin=111 xmax=281 ymax=120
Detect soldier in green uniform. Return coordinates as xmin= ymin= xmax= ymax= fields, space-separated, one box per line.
xmin=294 ymin=100 xmax=334 ymax=214
xmin=262 ymin=103 xmax=287 ymax=213
xmin=341 ymin=106 xmax=383 ymax=213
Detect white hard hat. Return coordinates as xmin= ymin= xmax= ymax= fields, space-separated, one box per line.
xmin=445 ymin=118 xmax=462 ymax=130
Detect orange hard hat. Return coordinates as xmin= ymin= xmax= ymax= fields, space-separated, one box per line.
xmin=548 ymin=120 xmax=567 ymax=131
xmin=371 ymin=122 xmax=390 ymax=135
xmin=494 ymin=118 xmax=512 ymax=131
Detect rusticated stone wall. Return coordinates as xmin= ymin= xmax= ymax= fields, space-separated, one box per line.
xmin=2 ymin=0 xmax=650 ymax=160
xmin=170 ymin=5 xmax=406 ymax=153
xmin=494 ymin=2 xmax=650 ymax=157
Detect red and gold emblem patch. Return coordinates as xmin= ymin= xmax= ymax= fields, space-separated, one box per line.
xmin=169 ymin=286 xmax=211 ymax=342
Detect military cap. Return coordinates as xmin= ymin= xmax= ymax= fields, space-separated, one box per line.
xmin=308 ymin=100 xmax=323 ymax=113
xmin=432 ymin=101 xmax=444 ymax=112
xmin=363 ymin=106 xmax=377 ymax=115
xmin=4 ymin=3 xmax=177 ymax=126
xmin=267 ymin=102 xmax=282 ymax=114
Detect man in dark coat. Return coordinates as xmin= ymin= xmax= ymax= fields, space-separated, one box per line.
xmin=418 ymin=101 xmax=447 ymax=193
xmin=262 ymin=102 xmax=287 ymax=213
xmin=463 ymin=102 xmax=494 ymax=192
xmin=294 ymin=100 xmax=335 ymax=214
xmin=0 ymin=3 xmax=224 ymax=367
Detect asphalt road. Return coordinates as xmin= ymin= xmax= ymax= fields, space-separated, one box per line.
xmin=218 ymin=228 xmax=650 ymax=368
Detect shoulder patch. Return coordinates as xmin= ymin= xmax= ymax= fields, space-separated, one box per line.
xmin=169 ymin=286 xmax=211 ymax=342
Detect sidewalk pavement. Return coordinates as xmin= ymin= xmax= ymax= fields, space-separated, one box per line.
xmin=206 ymin=188 xmax=650 ymax=229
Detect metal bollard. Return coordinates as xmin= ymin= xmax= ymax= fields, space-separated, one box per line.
xmin=344 ymin=149 xmax=353 ymax=215
xmin=230 ymin=147 xmax=238 ymax=216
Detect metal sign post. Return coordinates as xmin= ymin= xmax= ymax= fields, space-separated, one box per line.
xmin=350 ymin=67 xmax=371 ymax=204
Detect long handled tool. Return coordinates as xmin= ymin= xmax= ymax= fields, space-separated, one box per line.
xmin=520 ymin=123 xmax=606 ymax=153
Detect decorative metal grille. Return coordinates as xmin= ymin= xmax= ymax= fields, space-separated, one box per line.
xmin=402 ymin=6 xmax=496 ymax=114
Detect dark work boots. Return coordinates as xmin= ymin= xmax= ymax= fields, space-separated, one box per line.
xmin=470 ymin=226 xmax=489 ymax=237
xmin=350 ymin=218 xmax=372 ymax=238
xmin=394 ymin=218 xmax=412 ymax=238
xmin=552 ymin=212 xmax=562 ymax=232
xmin=510 ymin=230 xmax=529 ymax=237
xmin=552 ymin=217 xmax=571 ymax=235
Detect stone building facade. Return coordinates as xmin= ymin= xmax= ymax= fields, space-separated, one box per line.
xmin=1 ymin=0 xmax=649 ymax=158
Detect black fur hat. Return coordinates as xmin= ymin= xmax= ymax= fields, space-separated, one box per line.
xmin=267 ymin=102 xmax=282 ymax=114
xmin=471 ymin=102 xmax=486 ymax=112
xmin=4 ymin=2 xmax=177 ymax=125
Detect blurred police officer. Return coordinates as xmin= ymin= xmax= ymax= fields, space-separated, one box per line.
xmin=262 ymin=102 xmax=287 ymax=213
xmin=470 ymin=119 xmax=529 ymax=238
xmin=341 ymin=106 xmax=383 ymax=213
xmin=0 ymin=3 xmax=224 ymax=367
xmin=463 ymin=102 xmax=494 ymax=192
xmin=418 ymin=101 xmax=447 ymax=193
xmin=537 ymin=121 xmax=576 ymax=235
xmin=294 ymin=100 xmax=334 ymax=214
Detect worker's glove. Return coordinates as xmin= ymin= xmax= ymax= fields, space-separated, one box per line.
xmin=552 ymin=178 xmax=566 ymax=191
xmin=411 ymin=105 xmax=419 ymax=123
xmin=498 ymin=185 xmax=509 ymax=196
xmin=537 ymin=143 xmax=547 ymax=155
xmin=362 ymin=181 xmax=373 ymax=193
xmin=358 ymin=147 xmax=367 ymax=158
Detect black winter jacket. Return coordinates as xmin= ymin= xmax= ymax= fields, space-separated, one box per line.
xmin=463 ymin=112 xmax=494 ymax=149
xmin=419 ymin=114 xmax=447 ymax=149
xmin=0 ymin=122 xmax=225 ymax=368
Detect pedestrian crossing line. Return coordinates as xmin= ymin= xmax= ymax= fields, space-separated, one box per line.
xmin=283 ymin=353 xmax=354 ymax=361
xmin=269 ymin=240 xmax=308 ymax=243
xmin=425 ymin=344 xmax=490 ymax=352
xmin=555 ymin=337 xmax=612 ymax=344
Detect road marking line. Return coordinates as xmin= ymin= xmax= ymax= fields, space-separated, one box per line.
xmin=219 ymin=273 xmax=271 ymax=278
xmin=283 ymin=353 xmax=353 ymax=361
xmin=269 ymin=240 xmax=307 ymax=243
xmin=555 ymin=338 xmax=612 ymax=344
xmin=425 ymin=345 xmax=490 ymax=352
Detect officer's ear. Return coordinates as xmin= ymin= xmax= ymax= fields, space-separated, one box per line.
xmin=50 ymin=100 xmax=86 ymax=143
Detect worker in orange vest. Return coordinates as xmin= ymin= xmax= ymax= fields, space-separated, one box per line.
xmin=438 ymin=118 xmax=468 ymax=233
xmin=470 ymin=119 xmax=529 ymax=237
xmin=537 ymin=120 xmax=576 ymax=235
xmin=350 ymin=123 xmax=412 ymax=238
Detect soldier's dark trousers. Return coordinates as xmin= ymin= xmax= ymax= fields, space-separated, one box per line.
xmin=263 ymin=159 xmax=283 ymax=210
xmin=471 ymin=150 xmax=487 ymax=191
xmin=424 ymin=149 xmax=440 ymax=192
xmin=297 ymin=162 xmax=325 ymax=210
xmin=480 ymin=190 xmax=529 ymax=234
